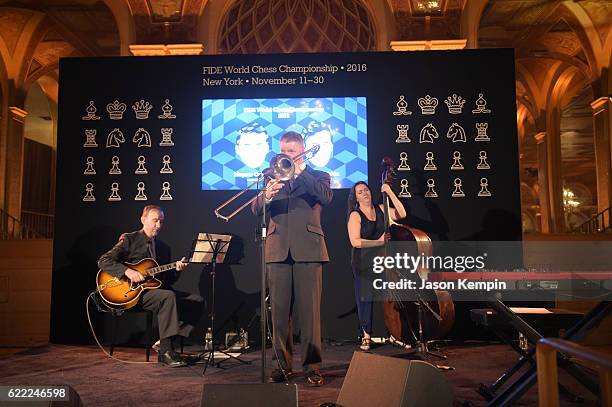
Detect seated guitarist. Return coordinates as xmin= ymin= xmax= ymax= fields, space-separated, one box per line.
xmin=98 ymin=204 xmax=202 ymax=367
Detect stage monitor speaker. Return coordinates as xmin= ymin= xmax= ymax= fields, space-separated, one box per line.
xmin=200 ymin=383 xmax=298 ymax=407
xmin=337 ymin=352 xmax=453 ymax=407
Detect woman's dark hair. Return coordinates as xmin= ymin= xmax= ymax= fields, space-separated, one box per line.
xmin=347 ymin=181 xmax=370 ymax=220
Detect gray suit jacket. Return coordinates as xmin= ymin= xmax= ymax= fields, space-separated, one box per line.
xmin=252 ymin=166 xmax=333 ymax=263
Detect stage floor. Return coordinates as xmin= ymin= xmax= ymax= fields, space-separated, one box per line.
xmin=0 ymin=341 xmax=600 ymax=406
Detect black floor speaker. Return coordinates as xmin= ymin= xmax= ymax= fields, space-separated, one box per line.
xmin=337 ymin=352 xmax=453 ymax=407
xmin=200 ymin=383 xmax=298 ymax=407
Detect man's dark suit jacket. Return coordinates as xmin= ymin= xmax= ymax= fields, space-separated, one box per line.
xmin=252 ymin=166 xmax=333 ymax=263
xmin=98 ymin=230 xmax=177 ymax=285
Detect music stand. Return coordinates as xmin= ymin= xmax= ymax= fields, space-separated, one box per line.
xmin=189 ymin=233 xmax=250 ymax=375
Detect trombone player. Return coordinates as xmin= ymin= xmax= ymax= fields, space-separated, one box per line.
xmin=252 ymin=131 xmax=332 ymax=386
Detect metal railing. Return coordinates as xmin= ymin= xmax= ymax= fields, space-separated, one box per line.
xmin=0 ymin=208 xmax=43 ymax=239
xmin=537 ymin=338 xmax=612 ymax=406
xmin=574 ymin=206 xmax=612 ymax=233
xmin=21 ymin=210 xmax=54 ymax=238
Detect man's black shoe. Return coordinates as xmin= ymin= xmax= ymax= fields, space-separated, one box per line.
xmin=305 ymin=370 xmax=324 ymax=387
xmin=158 ymin=350 xmax=187 ymax=368
xmin=268 ymin=368 xmax=293 ymax=383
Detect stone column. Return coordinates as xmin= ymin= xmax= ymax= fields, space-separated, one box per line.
xmin=535 ymin=132 xmax=552 ymax=233
xmin=4 ymin=106 xmax=27 ymax=221
xmin=591 ymin=96 xmax=612 ymax=228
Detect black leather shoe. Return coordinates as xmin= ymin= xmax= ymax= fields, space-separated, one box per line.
xmin=268 ymin=368 xmax=293 ymax=383
xmin=305 ymin=370 xmax=324 ymax=387
xmin=158 ymin=350 xmax=187 ymax=368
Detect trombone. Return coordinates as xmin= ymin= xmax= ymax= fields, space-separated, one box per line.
xmin=214 ymin=144 xmax=320 ymax=222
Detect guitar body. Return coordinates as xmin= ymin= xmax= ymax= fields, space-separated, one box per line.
xmin=96 ymin=258 xmax=162 ymax=310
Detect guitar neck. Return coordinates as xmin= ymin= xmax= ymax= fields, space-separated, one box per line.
xmin=147 ymin=262 xmax=176 ymax=276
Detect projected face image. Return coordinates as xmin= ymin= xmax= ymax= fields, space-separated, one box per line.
xmin=235 ymin=124 xmax=270 ymax=168
xmin=303 ymin=123 xmax=333 ymax=167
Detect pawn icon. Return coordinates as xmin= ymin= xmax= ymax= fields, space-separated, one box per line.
xmin=478 ymin=177 xmax=492 ymax=197
xmin=425 ymin=178 xmax=438 ymax=198
xmin=424 ymin=152 xmax=437 ymax=171
xmin=108 ymin=182 xmax=121 ymax=201
xmin=477 ymin=151 xmax=490 ymax=170
xmin=398 ymin=179 xmax=412 ymax=198
xmin=160 ymin=155 xmax=173 ymax=174
xmin=160 ymin=182 xmax=173 ymax=201
xmin=135 ymin=156 xmax=148 ymax=174
xmin=82 ymin=183 xmax=95 ymax=202
xmin=398 ymin=152 xmax=410 ymax=171
xmin=109 ymin=156 xmax=122 ymax=174
xmin=84 ymin=156 xmax=96 ymax=175
xmin=135 ymin=182 xmax=147 ymax=201
xmin=451 ymin=178 xmax=465 ymax=198
xmin=450 ymin=151 xmax=464 ymax=170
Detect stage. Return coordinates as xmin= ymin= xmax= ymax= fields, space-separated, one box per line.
xmin=0 ymin=341 xmax=600 ymax=406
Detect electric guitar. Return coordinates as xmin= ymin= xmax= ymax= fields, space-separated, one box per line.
xmin=96 ymin=258 xmax=185 ymax=310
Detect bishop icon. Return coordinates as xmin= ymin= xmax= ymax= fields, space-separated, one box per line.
xmin=158 ymin=99 xmax=176 ymax=119
xmin=472 ymin=93 xmax=491 ymax=114
xmin=393 ymin=95 xmax=412 ymax=116
xmin=82 ymin=101 xmax=100 ymax=120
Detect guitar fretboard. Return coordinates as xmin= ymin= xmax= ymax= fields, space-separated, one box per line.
xmin=146 ymin=263 xmax=176 ymax=276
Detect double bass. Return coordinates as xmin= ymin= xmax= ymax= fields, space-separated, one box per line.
xmin=380 ymin=157 xmax=455 ymax=347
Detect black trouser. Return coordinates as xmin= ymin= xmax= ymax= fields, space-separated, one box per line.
xmin=141 ymin=289 xmax=204 ymax=340
xmin=267 ymin=258 xmax=322 ymax=373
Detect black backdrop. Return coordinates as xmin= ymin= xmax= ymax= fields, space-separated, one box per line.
xmin=51 ymin=49 xmax=521 ymax=345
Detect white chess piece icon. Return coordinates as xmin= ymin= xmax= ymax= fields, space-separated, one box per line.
xmin=158 ymin=99 xmax=176 ymax=119
xmin=108 ymin=182 xmax=121 ymax=201
xmin=452 ymin=178 xmax=465 ymax=198
xmin=444 ymin=94 xmax=466 ymax=114
xmin=84 ymin=156 xmax=96 ymax=175
xmin=160 ymin=155 xmax=173 ymax=174
xmin=109 ymin=156 xmax=122 ymax=174
xmin=451 ymin=151 xmax=464 ymax=170
xmin=478 ymin=177 xmax=492 ymax=197
xmin=106 ymin=128 xmax=125 ymax=148
xmin=418 ymin=95 xmax=438 ymax=115
xmin=83 ymin=129 xmax=98 ymax=147
xmin=395 ymin=125 xmax=411 ymax=143
xmin=446 ymin=123 xmax=466 ymax=143
xmin=477 ymin=151 xmax=491 ymax=170
xmin=132 ymin=100 xmax=153 ymax=119
xmin=135 ymin=182 xmax=147 ymax=201
xmin=472 ymin=93 xmax=491 ymax=114
xmin=398 ymin=152 xmax=410 ymax=171
xmin=160 ymin=128 xmax=175 ymax=146
xmin=82 ymin=183 xmax=95 ymax=201
xmin=160 ymin=181 xmax=173 ymax=201
xmin=107 ymin=100 xmax=126 ymax=120
xmin=135 ymin=156 xmax=148 ymax=174
xmin=475 ymin=123 xmax=490 ymax=141
xmin=398 ymin=179 xmax=412 ymax=198
xmin=393 ymin=95 xmax=412 ymax=116
xmin=82 ymin=101 xmax=100 ymax=120
xmin=424 ymin=152 xmax=437 ymax=171
xmin=425 ymin=178 xmax=438 ymax=198
xmin=419 ymin=123 xmax=439 ymax=143
xmin=133 ymin=128 xmax=151 ymax=147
